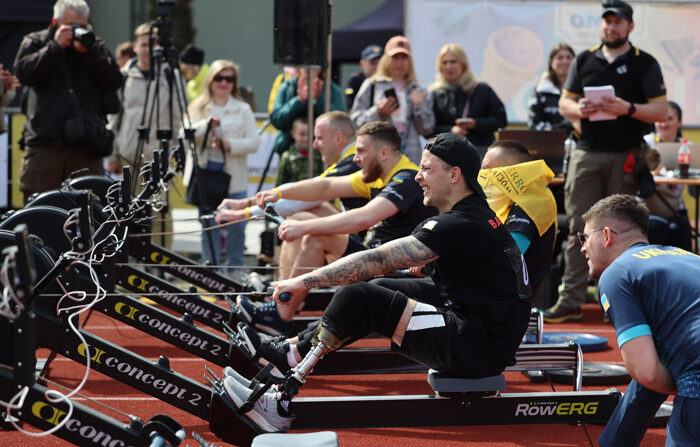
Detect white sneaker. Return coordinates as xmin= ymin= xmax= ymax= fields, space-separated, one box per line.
xmin=223 ymin=366 xmax=252 ymax=388
xmin=223 ymin=376 xmax=294 ymax=433
xmin=223 ymin=367 xmax=280 ymax=392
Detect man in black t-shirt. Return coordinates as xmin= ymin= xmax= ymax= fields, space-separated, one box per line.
xmin=547 ymin=0 xmax=667 ymax=323
xmin=224 ymin=133 xmax=532 ymax=433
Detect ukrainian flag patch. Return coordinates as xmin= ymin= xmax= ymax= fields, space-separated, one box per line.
xmin=422 ymin=220 xmax=438 ymax=230
xmin=600 ymin=293 xmax=610 ymax=312
xmin=393 ymin=176 xmax=404 ymax=183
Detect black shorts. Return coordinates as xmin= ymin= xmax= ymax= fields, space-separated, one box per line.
xmin=397 ymin=303 xmax=506 ymax=377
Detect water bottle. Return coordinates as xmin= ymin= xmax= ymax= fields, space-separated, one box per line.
xmin=562 ymin=136 xmax=575 ymax=176
xmin=678 ymin=138 xmax=691 ymax=178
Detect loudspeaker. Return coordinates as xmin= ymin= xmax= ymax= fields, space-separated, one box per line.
xmin=273 ymin=0 xmax=329 ymax=68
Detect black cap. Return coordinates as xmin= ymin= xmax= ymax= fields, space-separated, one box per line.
xmin=361 ymin=44 xmax=383 ymax=61
xmin=180 ymin=44 xmax=204 ymax=65
xmin=602 ymin=0 xmax=633 ymax=22
xmin=424 ymin=133 xmax=486 ymax=200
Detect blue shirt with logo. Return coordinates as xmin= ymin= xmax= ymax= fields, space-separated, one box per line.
xmin=598 ymin=243 xmax=700 ymax=398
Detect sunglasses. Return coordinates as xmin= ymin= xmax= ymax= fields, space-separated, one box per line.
xmin=213 ymin=75 xmax=235 ymax=84
xmin=576 ymin=227 xmax=618 ymax=246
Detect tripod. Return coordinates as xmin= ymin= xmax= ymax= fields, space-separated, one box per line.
xmin=123 ymin=10 xmax=217 ymax=265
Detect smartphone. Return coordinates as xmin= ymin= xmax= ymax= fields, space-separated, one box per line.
xmin=456 ymin=118 xmax=469 ymax=124
xmin=384 ymin=88 xmax=397 ymax=99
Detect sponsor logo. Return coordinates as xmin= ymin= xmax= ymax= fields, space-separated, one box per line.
xmin=111 ymin=303 xmax=223 ymax=357
xmin=124 ymin=274 xmax=224 ymax=325
xmin=32 ymin=401 xmax=135 ymax=447
xmin=76 ymin=343 xmax=202 ymax=406
xmin=515 ymin=401 xmax=598 ymax=417
xmin=149 ymin=250 xmax=230 ymax=292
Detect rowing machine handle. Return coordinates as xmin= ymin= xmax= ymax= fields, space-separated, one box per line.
xmin=264 ymin=286 xmax=291 ymax=303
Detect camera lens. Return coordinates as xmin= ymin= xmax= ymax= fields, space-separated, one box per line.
xmin=71 ymin=25 xmax=95 ymax=48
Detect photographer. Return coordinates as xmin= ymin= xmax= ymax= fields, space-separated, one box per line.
xmin=14 ymin=0 xmax=121 ymax=203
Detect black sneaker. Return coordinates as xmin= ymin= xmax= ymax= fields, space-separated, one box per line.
xmin=237 ymin=322 xmax=285 ymax=345
xmin=237 ymin=296 xmax=293 ymax=336
xmin=238 ymin=322 xmax=291 ymax=380
xmin=542 ymin=304 xmax=583 ymax=324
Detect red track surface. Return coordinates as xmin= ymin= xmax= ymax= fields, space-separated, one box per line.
xmin=0 ymin=304 xmax=669 ymax=446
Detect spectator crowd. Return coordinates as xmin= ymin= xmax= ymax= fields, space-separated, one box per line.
xmin=3 ymin=2 xmax=698 ymax=446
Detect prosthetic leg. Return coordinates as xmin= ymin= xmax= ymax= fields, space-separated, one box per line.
xmin=208 ymin=320 xmax=346 ymax=445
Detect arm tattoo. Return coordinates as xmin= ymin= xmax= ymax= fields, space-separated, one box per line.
xmin=301 ymin=236 xmax=438 ymax=289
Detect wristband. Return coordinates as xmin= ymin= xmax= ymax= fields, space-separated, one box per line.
xmin=273 ymin=188 xmax=283 ymax=199
xmin=244 ymin=207 xmax=251 ymax=219
xmin=627 ymin=102 xmax=636 ymax=116
xmin=247 ymin=197 xmax=253 ymax=207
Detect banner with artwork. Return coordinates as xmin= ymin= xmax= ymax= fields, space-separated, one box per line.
xmin=407 ymin=0 xmax=700 ymax=125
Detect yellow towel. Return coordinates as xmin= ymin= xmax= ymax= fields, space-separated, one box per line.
xmin=478 ymin=160 xmax=557 ymax=236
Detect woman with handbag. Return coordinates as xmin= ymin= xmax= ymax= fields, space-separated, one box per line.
xmin=184 ymin=59 xmax=260 ymax=275
xmin=429 ymin=43 xmax=506 ymax=157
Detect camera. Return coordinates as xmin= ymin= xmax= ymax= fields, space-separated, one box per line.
xmin=157 ymin=0 xmax=176 ymax=18
xmin=71 ymin=24 xmax=95 ymax=48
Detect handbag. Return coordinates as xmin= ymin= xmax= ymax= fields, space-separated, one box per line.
xmin=185 ymin=119 xmax=231 ymax=211
xmin=63 ymin=71 xmax=115 ymax=157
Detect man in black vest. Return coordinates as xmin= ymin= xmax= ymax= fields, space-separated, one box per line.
xmin=544 ymin=0 xmax=667 ymax=323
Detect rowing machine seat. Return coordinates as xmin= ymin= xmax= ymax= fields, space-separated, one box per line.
xmin=427 ymin=370 xmax=506 ymax=393
xmin=252 ymin=431 xmax=339 ymax=447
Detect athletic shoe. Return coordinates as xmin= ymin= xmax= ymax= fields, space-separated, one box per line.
xmin=238 ymin=322 xmax=291 ymax=379
xmin=223 ymin=376 xmax=294 ymax=433
xmin=223 ymin=366 xmax=253 ymax=388
xmin=223 ymin=366 xmax=281 ymax=392
xmin=236 ymin=296 xmax=293 ymax=336
xmin=542 ymin=304 xmax=583 ymax=323
xmin=237 ymin=322 xmax=285 ymax=345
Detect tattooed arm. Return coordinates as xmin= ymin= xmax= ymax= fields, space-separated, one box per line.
xmin=272 ymin=235 xmax=438 ymax=303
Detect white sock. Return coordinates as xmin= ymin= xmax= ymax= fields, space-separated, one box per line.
xmin=286 ymin=344 xmax=298 ymax=368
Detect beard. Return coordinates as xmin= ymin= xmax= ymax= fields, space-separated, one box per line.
xmin=361 ymin=158 xmax=383 ymax=183
xmin=601 ymin=33 xmax=628 ymax=49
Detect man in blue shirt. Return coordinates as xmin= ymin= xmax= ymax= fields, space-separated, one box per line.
xmin=579 ymin=194 xmax=700 ymax=447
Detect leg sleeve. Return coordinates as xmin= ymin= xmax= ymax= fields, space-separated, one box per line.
xmin=322 ymin=282 xmax=408 ymax=341
xmin=598 ymin=379 xmax=668 ymax=447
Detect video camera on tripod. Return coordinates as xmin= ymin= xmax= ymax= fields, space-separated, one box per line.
xmin=149 ymin=0 xmax=178 ymax=65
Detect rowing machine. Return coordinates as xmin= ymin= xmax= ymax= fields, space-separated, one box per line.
xmin=206 ymin=360 xmax=620 ymax=446
xmin=0 ymin=226 xmax=186 ymax=447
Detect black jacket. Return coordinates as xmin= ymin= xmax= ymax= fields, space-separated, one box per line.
xmin=527 ymin=74 xmax=573 ymax=133
xmin=431 ymin=82 xmax=507 ymax=150
xmin=14 ymin=28 xmax=122 ymax=146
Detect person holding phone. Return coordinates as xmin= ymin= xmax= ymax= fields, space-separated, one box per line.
xmin=350 ymin=36 xmax=434 ymax=164
xmin=429 ymin=43 xmax=506 ymax=155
